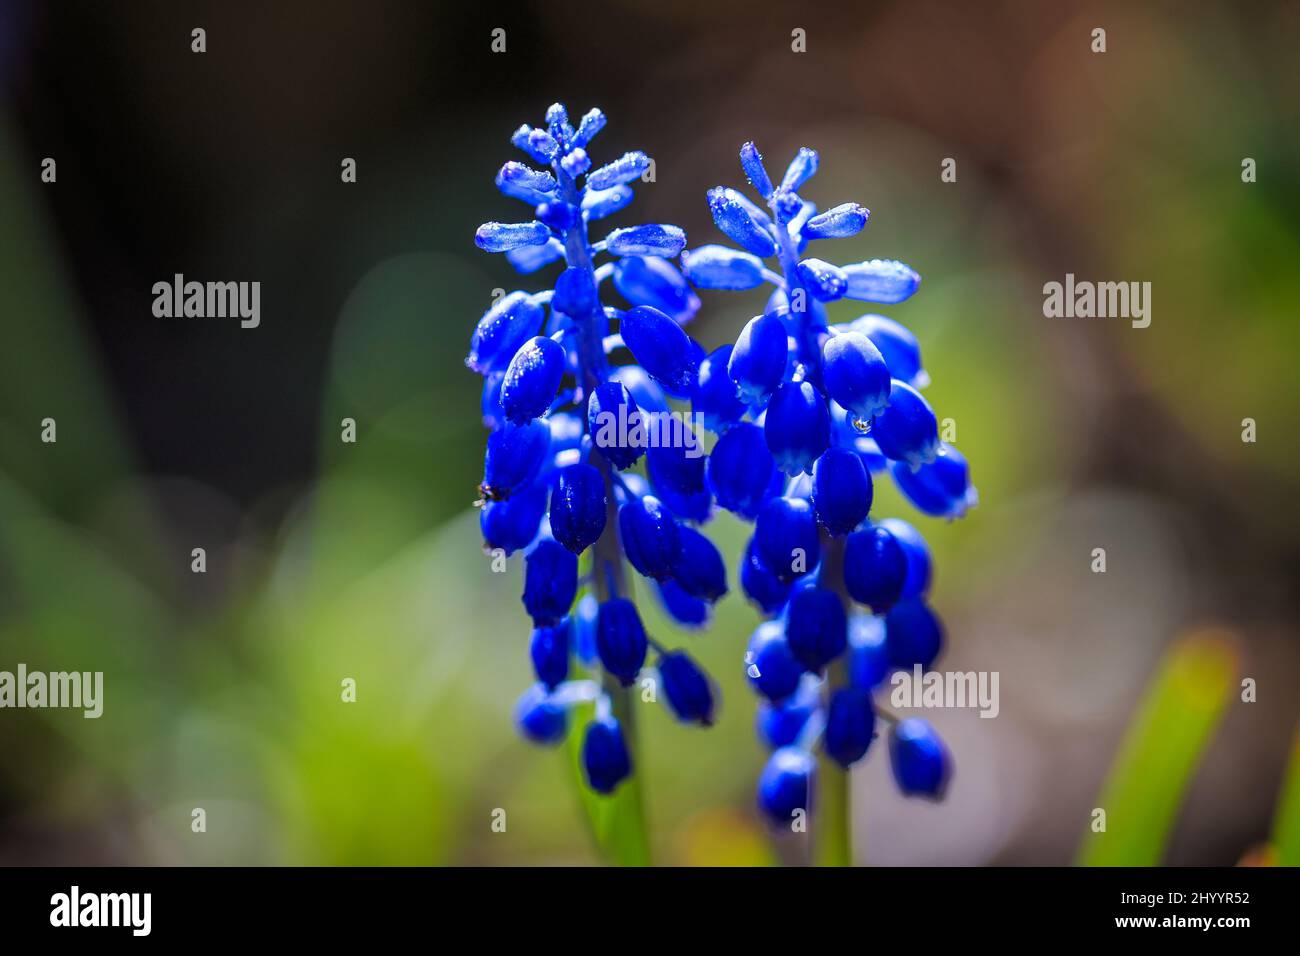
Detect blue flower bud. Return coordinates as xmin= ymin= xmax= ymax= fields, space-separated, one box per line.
xmin=692 ymin=345 xmax=748 ymax=432
xmin=781 ymin=147 xmax=819 ymax=191
xmin=601 ymin=370 xmax=663 ymax=421
xmin=618 ymin=305 xmax=699 ymax=393
xmin=467 ymin=291 xmax=545 ymax=374
xmin=550 ymin=463 xmax=607 ymax=553
xmin=573 ymin=108 xmax=606 ymax=148
xmin=535 ymin=201 xmax=579 ymax=232
xmin=501 ymin=336 xmax=565 ymax=425
xmin=842 ymin=259 xmax=921 ymax=304
xmin=771 ymin=187 xmax=804 ymax=226
xmin=756 ymin=681 xmax=817 ymax=748
xmin=878 ymin=517 xmax=931 ymax=598
xmin=482 ymin=420 xmax=550 ymax=500
xmin=515 ymin=684 xmax=567 ymax=745
xmin=890 ymin=717 xmax=950 ymax=799
xmin=527 ymin=128 xmax=560 ymax=162
xmin=618 ymin=494 xmax=682 ymax=581
xmin=587 ymin=151 xmax=650 ymax=190
xmin=889 ymin=443 xmax=978 ymax=518
xmin=475 ymin=220 xmax=551 ymax=253
xmin=848 ymin=613 xmax=890 ymax=689
xmin=843 ymin=524 xmax=908 ymax=612
xmin=822 ymin=330 xmax=891 ymax=423
xmin=595 ymin=597 xmax=648 ymax=686
xmin=605 ymin=223 xmax=687 ymax=259
xmin=746 ymin=620 xmax=804 ymax=701
xmin=811 ymin=447 xmax=873 ymax=536
xmin=496 ymin=162 xmax=559 ymax=205
xmin=796 ymin=258 xmax=848 ymax=301
xmin=506 ymin=238 xmax=565 ymax=274
xmin=646 ymin=441 xmax=711 ymax=522
xmin=681 ymin=244 xmax=766 ymax=290
xmin=872 ymin=380 xmax=939 ymax=468
xmin=480 ymin=479 xmax=547 ymax=554
xmin=658 ymin=651 xmax=715 ymax=725
xmin=476 ymin=375 xmax=503 ymax=425
xmin=848 ymin=313 xmax=927 ymax=388
xmin=655 ymin=579 xmax=711 ymax=629
xmin=522 ymin=538 xmax=578 ymax=625
xmin=740 ymin=540 xmax=792 ymax=615
xmin=511 ymin=124 xmax=552 ymax=165
xmin=754 ymin=496 xmax=820 ymax=584
xmin=765 ymin=380 xmax=831 ymax=476
xmin=612 ymin=256 xmax=701 ymax=324
xmin=785 ymin=586 xmax=848 ymax=672
xmin=757 ymin=746 xmax=815 ymax=824
xmin=560 ymin=147 xmax=590 ymax=178
xmin=885 ymin=597 xmax=943 ymax=670
xmin=824 ymin=686 xmax=876 ymax=768
xmin=530 ymin=621 xmax=570 ymax=689
xmin=802 ymin=203 xmax=869 ymax=240
xmin=582 ymin=184 xmax=634 ymax=220
xmin=545 ymin=102 xmax=572 ymax=140
xmin=739 ymin=141 xmax=775 ymax=199
xmin=707 ymin=422 xmax=779 ymax=518
xmin=707 ymin=187 xmax=778 ymax=257
xmin=583 ymin=714 xmax=633 ymax=794
xmin=756 ymin=702 xmax=808 ymax=751
xmin=670 ymin=525 xmax=727 ymax=601
xmin=553 ymin=266 xmax=598 ymax=318
xmin=728 ymin=311 xmax=788 ymax=405
xmin=496 ymin=197 xmax=553 ymax=237
xmin=587 ymin=381 xmax=644 ymax=469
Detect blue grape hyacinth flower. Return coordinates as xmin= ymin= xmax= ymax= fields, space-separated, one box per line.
xmin=472 ymin=104 xmax=726 ymax=803
xmin=681 ymin=140 xmax=975 ymax=824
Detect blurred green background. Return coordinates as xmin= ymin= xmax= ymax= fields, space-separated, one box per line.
xmin=1 ymin=0 xmax=1297 ymax=865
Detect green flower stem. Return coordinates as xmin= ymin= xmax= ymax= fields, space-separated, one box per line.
xmin=815 ymin=742 xmax=851 ymax=866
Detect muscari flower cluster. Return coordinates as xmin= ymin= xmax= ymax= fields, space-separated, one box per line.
xmin=679 ymin=141 xmax=977 ymax=824
xmin=471 ymin=104 xmax=725 ymax=796
xmin=470 ymin=104 xmax=978 ymax=823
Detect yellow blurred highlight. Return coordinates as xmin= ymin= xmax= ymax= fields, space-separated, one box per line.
xmin=673 ymin=806 xmax=776 ymax=867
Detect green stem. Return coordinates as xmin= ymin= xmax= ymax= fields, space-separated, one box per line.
xmin=815 ymin=734 xmax=851 ymax=867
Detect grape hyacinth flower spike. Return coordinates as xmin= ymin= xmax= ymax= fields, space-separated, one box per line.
xmin=471 ymin=104 xmax=728 ymax=863
xmin=683 ymin=141 xmax=975 ymax=854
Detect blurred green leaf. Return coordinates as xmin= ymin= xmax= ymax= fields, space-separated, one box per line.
xmin=1272 ymin=725 xmax=1300 ymax=867
xmin=1078 ymin=632 xmax=1237 ymax=866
